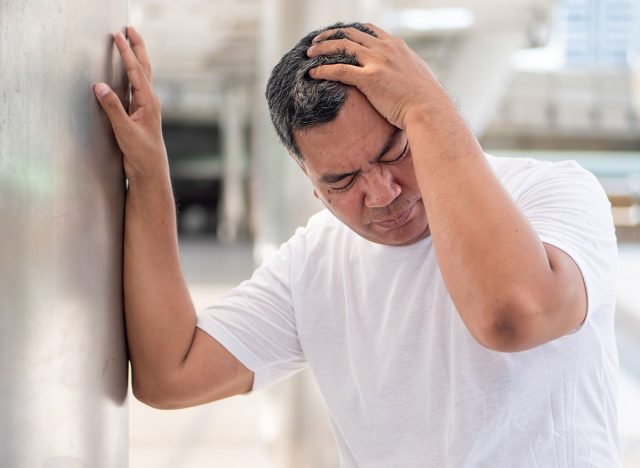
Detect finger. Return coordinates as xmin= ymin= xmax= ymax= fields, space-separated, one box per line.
xmin=126 ymin=26 xmax=152 ymax=81
xmin=309 ymin=64 xmax=362 ymax=86
xmin=307 ymin=38 xmax=370 ymax=60
xmin=312 ymin=23 xmax=390 ymax=44
xmin=94 ymin=83 xmax=130 ymax=132
xmin=114 ymin=32 xmax=153 ymax=106
xmin=313 ymin=28 xmax=379 ymax=48
xmin=360 ymin=23 xmax=392 ymax=40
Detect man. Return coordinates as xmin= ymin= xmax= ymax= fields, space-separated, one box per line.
xmin=94 ymin=21 xmax=620 ymax=467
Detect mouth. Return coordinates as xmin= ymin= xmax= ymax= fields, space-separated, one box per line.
xmin=374 ymin=203 xmax=416 ymax=229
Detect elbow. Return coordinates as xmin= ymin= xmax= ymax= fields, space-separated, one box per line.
xmin=131 ymin=376 xmax=168 ymax=409
xmin=131 ymin=373 xmax=186 ymax=410
xmin=472 ymin=300 xmax=544 ymax=353
xmin=479 ymin=315 xmax=529 ymax=353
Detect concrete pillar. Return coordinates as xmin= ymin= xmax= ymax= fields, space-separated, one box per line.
xmin=442 ymin=30 xmax=526 ymax=136
xmin=218 ymin=86 xmax=248 ymax=242
xmin=252 ymin=0 xmax=305 ymax=263
xmin=0 ymin=1 xmax=129 ymax=466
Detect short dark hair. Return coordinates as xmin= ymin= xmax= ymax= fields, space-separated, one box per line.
xmin=265 ymin=22 xmax=376 ymax=161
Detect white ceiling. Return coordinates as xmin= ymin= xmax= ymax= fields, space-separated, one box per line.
xmin=131 ymin=0 xmax=554 ymax=118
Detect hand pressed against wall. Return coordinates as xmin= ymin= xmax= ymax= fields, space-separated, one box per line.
xmin=94 ymin=27 xmax=168 ymax=183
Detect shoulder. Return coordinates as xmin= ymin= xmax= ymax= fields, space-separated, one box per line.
xmin=305 ymin=208 xmax=339 ymax=231
xmin=485 ymin=153 xmax=609 ymax=207
xmin=485 ymin=152 xmax=593 ymax=183
xmin=260 ymin=209 xmax=355 ymax=279
xmin=290 ymin=209 xmax=354 ymax=251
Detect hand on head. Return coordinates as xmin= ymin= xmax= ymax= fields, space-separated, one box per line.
xmin=306 ymin=23 xmax=441 ymax=129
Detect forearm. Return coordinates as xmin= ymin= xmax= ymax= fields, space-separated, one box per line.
xmin=93 ymin=29 xmax=257 ymax=404
xmin=405 ymin=92 xmax=554 ymax=347
xmin=124 ymin=170 xmax=197 ymax=387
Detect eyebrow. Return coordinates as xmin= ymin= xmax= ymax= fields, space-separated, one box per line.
xmin=319 ymin=128 xmax=402 ymax=185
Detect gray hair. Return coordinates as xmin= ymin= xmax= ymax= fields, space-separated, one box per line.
xmin=265 ymin=22 xmax=376 ymax=161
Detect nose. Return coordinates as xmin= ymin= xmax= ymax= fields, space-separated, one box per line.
xmin=363 ymin=166 xmax=401 ymax=208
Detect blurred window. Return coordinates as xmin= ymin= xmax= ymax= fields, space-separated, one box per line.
xmin=562 ymin=0 xmax=638 ymax=68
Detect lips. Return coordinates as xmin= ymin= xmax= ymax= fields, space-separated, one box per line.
xmin=374 ymin=204 xmax=414 ymax=229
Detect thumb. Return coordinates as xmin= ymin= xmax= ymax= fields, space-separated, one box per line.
xmin=94 ymin=82 xmax=129 ymax=131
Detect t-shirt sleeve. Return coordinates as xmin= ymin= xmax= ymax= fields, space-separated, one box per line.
xmin=512 ymin=159 xmax=618 ymax=329
xmin=196 ymin=235 xmax=306 ymax=392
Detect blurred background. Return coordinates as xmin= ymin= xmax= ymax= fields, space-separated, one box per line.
xmin=126 ymin=0 xmax=640 ymax=467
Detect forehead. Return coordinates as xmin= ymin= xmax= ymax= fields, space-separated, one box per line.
xmin=293 ymin=89 xmax=396 ymax=175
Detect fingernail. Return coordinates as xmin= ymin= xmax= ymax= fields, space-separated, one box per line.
xmin=307 ymin=45 xmax=315 ymax=56
xmin=94 ymin=83 xmax=110 ymax=98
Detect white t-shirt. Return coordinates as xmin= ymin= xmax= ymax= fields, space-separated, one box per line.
xmin=197 ymin=155 xmax=620 ymax=467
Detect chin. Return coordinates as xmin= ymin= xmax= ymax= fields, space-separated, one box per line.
xmin=366 ymin=221 xmax=430 ymax=247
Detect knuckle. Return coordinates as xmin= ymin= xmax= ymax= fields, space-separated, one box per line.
xmin=384 ymin=43 xmax=400 ymax=57
xmin=382 ymin=38 xmax=395 ymax=49
xmin=379 ymin=52 xmax=392 ymax=65
xmin=359 ymin=48 xmax=372 ymax=60
xmin=106 ymin=97 xmax=120 ymax=110
xmin=392 ymin=36 xmax=406 ymax=48
xmin=363 ymin=23 xmax=376 ymax=35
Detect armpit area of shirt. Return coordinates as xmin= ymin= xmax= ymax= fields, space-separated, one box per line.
xmin=195 ymin=316 xmax=271 ymax=392
xmin=538 ymin=236 xmax=593 ymax=335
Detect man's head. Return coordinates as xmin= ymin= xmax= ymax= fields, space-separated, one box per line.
xmin=266 ymin=22 xmax=374 ymax=161
xmin=265 ymin=22 xmax=430 ymax=246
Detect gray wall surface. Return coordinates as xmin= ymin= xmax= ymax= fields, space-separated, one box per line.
xmin=0 ymin=1 xmax=130 ymax=466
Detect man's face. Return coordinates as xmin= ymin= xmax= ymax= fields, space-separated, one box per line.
xmin=294 ymin=89 xmax=430 ymax=246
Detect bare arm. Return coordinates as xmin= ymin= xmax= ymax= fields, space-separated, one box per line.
xmin=94 ymin=27 xmax=252 ymax=407
xmin=402 ymin=98 xmax=587 ymax=352
xmin=307 ymin=24 xmax=587 ymax=352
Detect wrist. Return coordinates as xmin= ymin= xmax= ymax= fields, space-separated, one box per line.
xmin=403 ymin=89 xmax=453 ymax=131
xmin=126 ymin=166 xmax=175 ymax=209
xmin=126 ymin=160 xmax=171 ymax=189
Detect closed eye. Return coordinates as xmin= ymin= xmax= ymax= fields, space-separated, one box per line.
xmin=328 ymin=174 xmax=358 ymax=192
xmin=379 ymin=141 xmax=409 ymax=164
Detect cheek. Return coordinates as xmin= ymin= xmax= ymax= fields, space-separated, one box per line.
xmin=395 ymin=161 xmax=419 ymax=189
xmin=320 ymin=188 xmax=344 ymax=206
xmin=321 ymin=190 xmax=362 ymax=217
